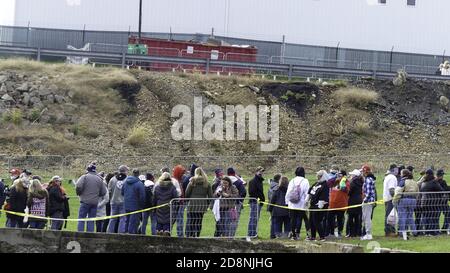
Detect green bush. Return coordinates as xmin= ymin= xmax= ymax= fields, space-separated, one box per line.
xmin=29 ymin=109 xmax=41 ymax=122
xmin=11 ymin=109 xmax=23 ymax=125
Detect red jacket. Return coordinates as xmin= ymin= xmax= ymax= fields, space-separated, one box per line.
xmin=329 ymin=177 xmax=350 ymax=210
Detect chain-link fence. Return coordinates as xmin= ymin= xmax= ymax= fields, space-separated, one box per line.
xmin=0 ymin=154 xmax=449 ymax=181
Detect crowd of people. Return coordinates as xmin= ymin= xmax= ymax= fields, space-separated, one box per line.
xmin=0 ymin=162 xmax=448 ymax=242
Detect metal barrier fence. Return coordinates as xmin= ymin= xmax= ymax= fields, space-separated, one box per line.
xmin=395 ymin=191 xmax=450 ymax=238
xmin=169 ymin=198 xmax=257 ymax=239
xmin=1 ymin=24 xmax=450 ymax=78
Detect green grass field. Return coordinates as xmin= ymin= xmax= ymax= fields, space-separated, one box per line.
xmin=1 ymin=172 xmax=450 ymax=253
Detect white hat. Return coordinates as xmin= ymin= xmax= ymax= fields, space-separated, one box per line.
xmin=349 ymin=169 xmax=361 ymax=177
xmin=138 ymin=175 xmax=146 ymax=181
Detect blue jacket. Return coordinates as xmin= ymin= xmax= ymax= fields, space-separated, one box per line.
xmin=122 ymin=176 xmax=146 ymax=211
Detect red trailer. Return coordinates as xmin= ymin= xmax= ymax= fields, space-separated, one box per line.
xmin=128 ymin=36 xmax=258 ymax=74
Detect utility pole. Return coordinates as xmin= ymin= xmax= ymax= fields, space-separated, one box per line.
xmin=138 ymin=0 xmax=143 ymax=42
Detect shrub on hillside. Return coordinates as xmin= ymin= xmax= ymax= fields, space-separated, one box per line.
xmin=333 ymin=87 xmax=379 ymax=108
xmin=126 ymin=125 xmax=148 ymax=147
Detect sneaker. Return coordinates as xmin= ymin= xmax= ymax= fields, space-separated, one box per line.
xmin=334 ymin=231 xmax=339 ymax=237
xmin=156 ymin=230 xmax=163 ymax=236
xmin=305 ymin=237 xmax=315 ymax=241
xmin=361 ymin=234 xmax=373 ymax=241
xmin=246 ymin=237 xmax=252 ymax=242
xmin=402 ymin=232 xmax=408 ymax=241
xmin=163 ymin=231 xmax=171 ymax=237
xmin=318 ymin=237 xmax=326 ymax=242
xmin=447 ymin=230 xmax=450 ymax=236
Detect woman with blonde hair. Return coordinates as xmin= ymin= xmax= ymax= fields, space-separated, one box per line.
xmin=185 ymin=167 xmax=213 ymax=237
xmin=6 ymin=178 xmax=29 ymax=228
xmin=27 ymin=179 xmax=49 ymax=229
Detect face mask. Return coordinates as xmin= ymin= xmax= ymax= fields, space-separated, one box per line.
xmin=11 ymin=176 xmax=17 ymax=181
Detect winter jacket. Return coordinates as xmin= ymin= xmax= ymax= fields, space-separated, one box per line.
xmin=108 ymin=173 xmax=127 ymax=205
xmin=153 ymin=178 xmax=179 ymax=224
xmin=48 ymin=184 xmax=65 ymax=215
xmin=8 ymin=184 xmax=28 ymax=220
xmin=348 ymin=176 xmax=364 ymax=213
xmin=308 ymin=180 xmax=329 ymax=209
xmin=122 ymin=176 xmax=146 ymax=211
xmin=27 ymin=190 xmax=49 ymax=221
xmin=76 ymin=172 xmax=107 ymax=206
xmin=268 ymin=185 xmax=289 ymax=217
xmin=437 ymin=178 xmax=450 ymax=202
xmin=248 ymin=175 xmax=265 ymax=204
xmin=329 ymin=176 xmax=350 ymax=210
xmin=420 ymin=178 xmax=444 ymax=207
xmin=285 ymin=176 xmax=310 ymax=209
xmin=214 ymin=184 xmax=239 ymax=210
xmin=393 ymin=178 xmax=419 ymax=205
xmin=267 ymin=179 xmax=279 ymax=211
xmin=96 ymin=181 xmax=110 ymax=217
xmin=185 ymin=177 xmax=213 ymax=213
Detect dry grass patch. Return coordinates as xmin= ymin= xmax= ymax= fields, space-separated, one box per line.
xmin=126 ymin=124 xmax=149 ymax=147
xmin=333 ymin=87 xmax=379 ymax=108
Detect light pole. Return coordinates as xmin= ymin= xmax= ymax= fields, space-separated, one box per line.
xmin=138 ymin=0 xmax=143 ymax=42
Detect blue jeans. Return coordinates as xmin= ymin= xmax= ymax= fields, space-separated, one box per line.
xmin=78 ymin=202 xmax=97 ymax=232
xmin=29 ymin=221 xmax=46 ymax=229
xmin=272 ymin=216 xmax=291 ymax=238
xmin=140 ymin=211 xmax=157 ymax=235
xmin=108 ymin=203 xmax=127 ymax=233
xmin=397 ymin=198 xmax=417 ymax=234
xmin=247 ymin=202 xmax=262 ymax=237
xmin=125 ymin=210 xmax=141 ymax=234
xmin=173 ymin=204 xmax=185 ymax=237
xmin=50 ymin=211 xmax=64 ymax=230
xmin=7 ymin=217 xmax=25 ymax=228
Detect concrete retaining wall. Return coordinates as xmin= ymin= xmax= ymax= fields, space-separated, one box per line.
xmin=0 ymin=228 xmax=365 ymax=253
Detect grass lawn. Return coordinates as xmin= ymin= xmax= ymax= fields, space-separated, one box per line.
xmin=1 ymin=172 xmax=450 ymax=253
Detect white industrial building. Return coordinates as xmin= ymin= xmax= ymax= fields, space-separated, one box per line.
xmin=0 ymin=0 xmax=448 ymax=55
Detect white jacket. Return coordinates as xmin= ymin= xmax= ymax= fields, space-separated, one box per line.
xmin=286 ymin=176 xmax=310 ymax=209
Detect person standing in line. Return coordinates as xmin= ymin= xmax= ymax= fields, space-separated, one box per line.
xmin=286 ymin=167 xmax=310 ymax=241
xmin=76 ymin=163 xmax=107 ymax=232
xmin=122 ymin=169 xmax=146 ymax=234
xmin=247 ymin=166 xmax=265 ymax=239
xmin=47 ymin=176 xmax=66 ymax=230
xmin=361 ymin=165 xmax=376 ymax=241
xmin=268 ymin=176 xmax=291 ymax=238
xmin=383 ymin=164 xmax=398 ymax=237
xmin=107 ymin=166 xmax=129 ymax=233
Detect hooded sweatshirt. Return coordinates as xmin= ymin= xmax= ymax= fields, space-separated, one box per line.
xmin=122 ymin=176 xmax=146 ymax=211
xmin=76 ymin=172 xmax=107 ymax=206
xmin=108 ymin=173 xmax=127 ymax=205
xmin=96 ymin=180 xmax=110 ymax=217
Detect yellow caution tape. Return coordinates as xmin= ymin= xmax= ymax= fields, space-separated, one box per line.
xmin=0 ymin=203 xmax=170 ymax=222
xmin=258 ymin=199 xmax=385 ymax=212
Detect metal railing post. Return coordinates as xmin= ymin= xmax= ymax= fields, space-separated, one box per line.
xmin=121 ymin=52 xmax=126 ymax=69
xmin=206 ymin=58 xmax=210 ymax=74
xmin=37 ymin=47 xmax=41 ymax=62
xmin=288 ymin=64 xmax=293 ymax=80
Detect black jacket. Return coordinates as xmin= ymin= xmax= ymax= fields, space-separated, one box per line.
xmin=420 ymin=178 xmax=444 ymax=207
xmin=308 ymin=180 xmax=329 ymax=209
xmin=8 ymin=186 xmax=28 ymax=220
xmin=0 ymin=181 xmax=5 ymax=207
xmin=182 ymin=164 xmax=198 ymax=193
xmin=348 ymin=176 xmax=364 ymax=207
xmin=48 ymin=184 xmax=66 ymax=215
xmin=248 ymin=175 xmax=265 ymax=204
xmin=268 ymin=186 xmax=289 ymax=217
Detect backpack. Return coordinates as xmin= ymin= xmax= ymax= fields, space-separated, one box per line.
xmin=288 ymin=182 xmax=302 ymax=204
